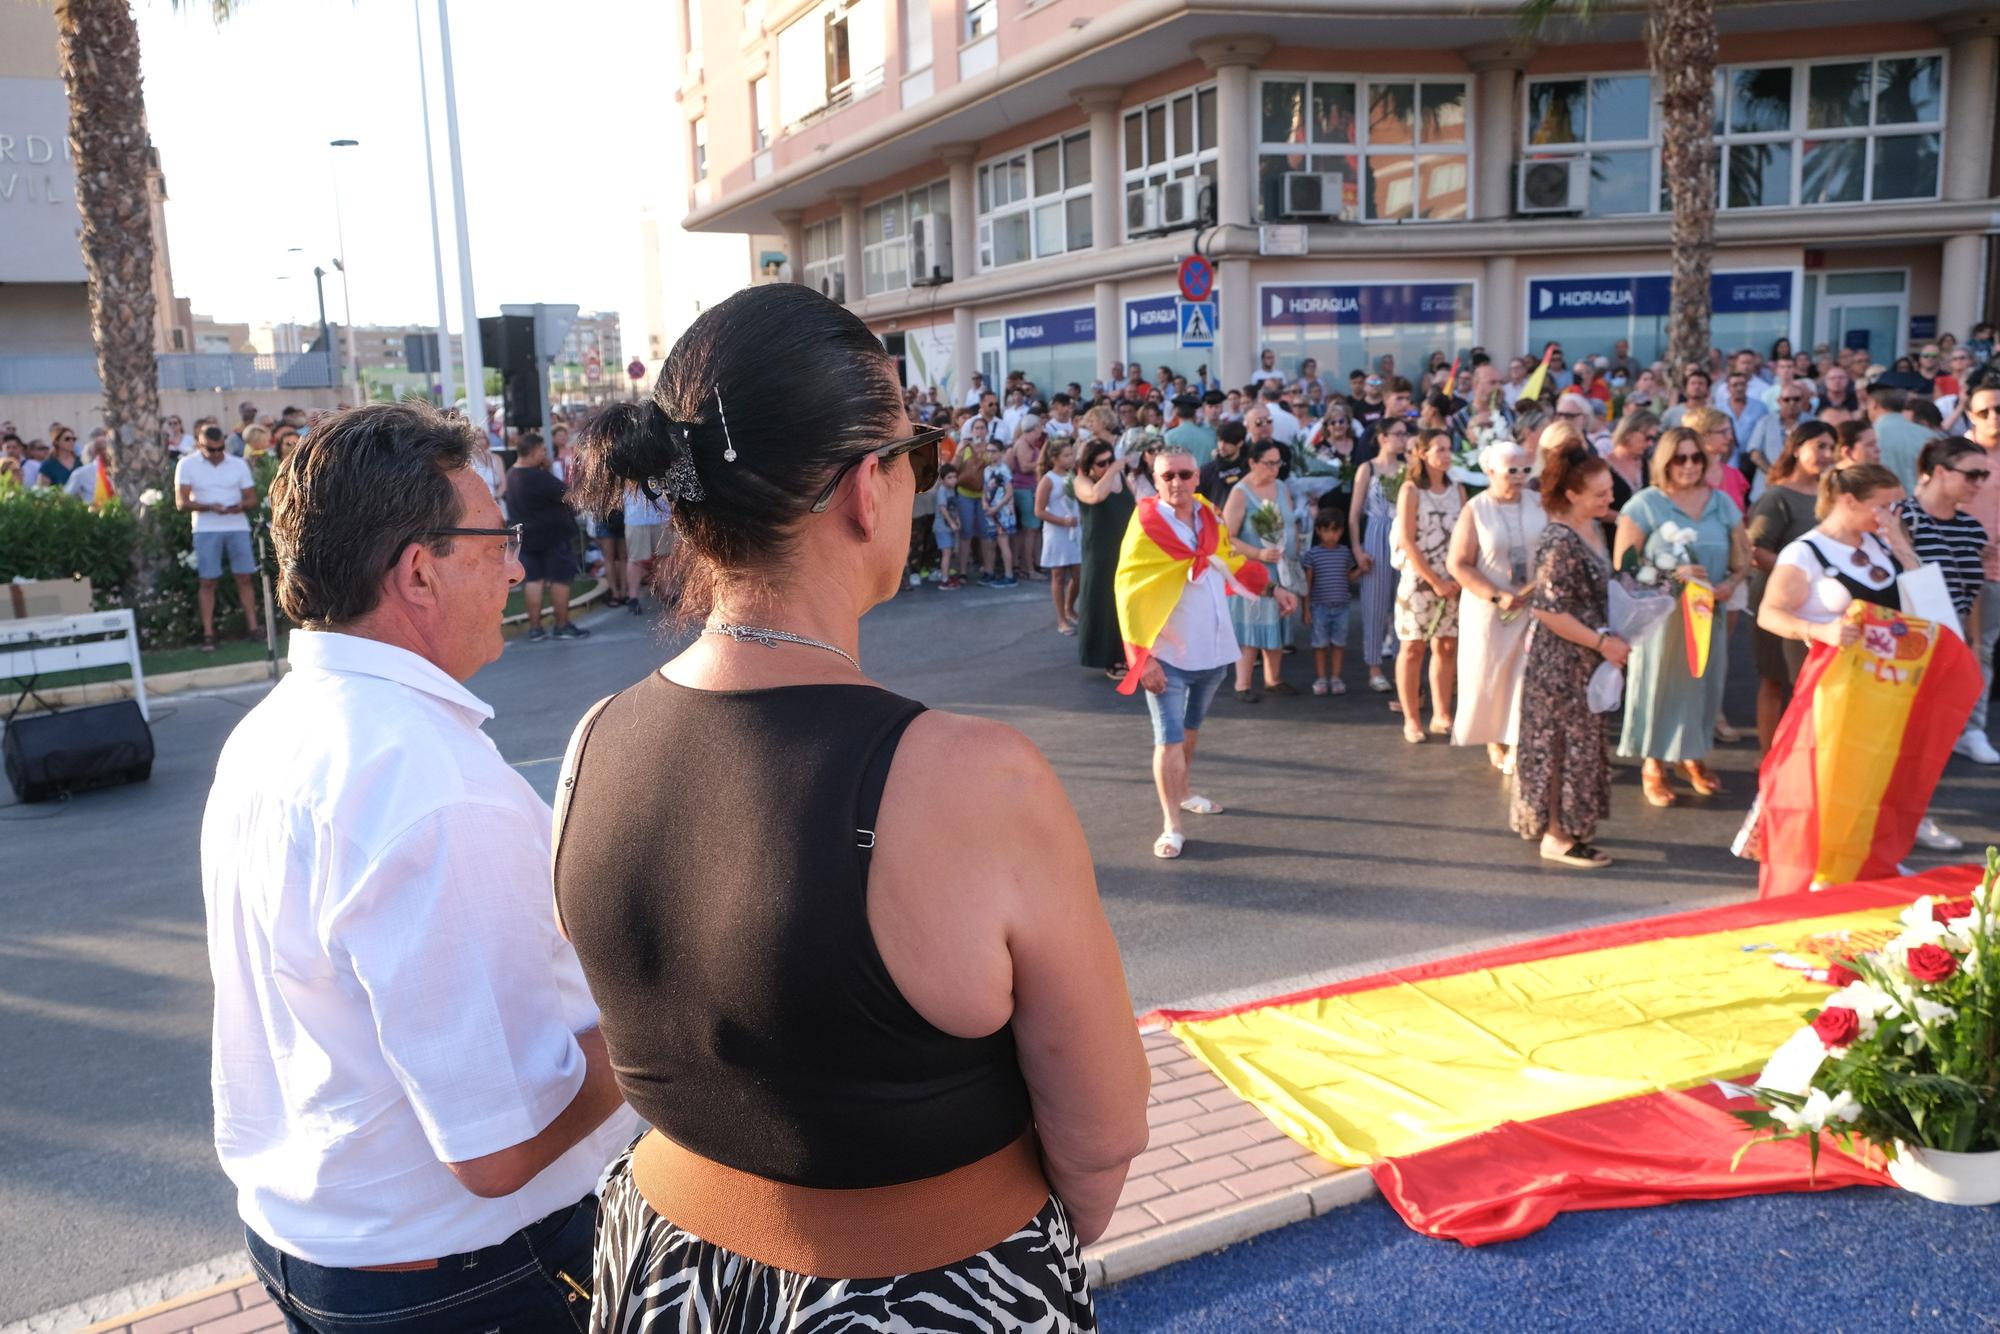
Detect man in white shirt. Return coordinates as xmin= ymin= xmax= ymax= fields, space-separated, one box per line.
xmin=62 ymin=437 xmax=111 ymax=502
xmin=174 ymin=425 xmax=263 ymax=650
xmin=1115 ymin=443 xmax=1296 ymax=861
xmin=961 ymin=370 xmax=989 ymax=410
xmin=204 ymin=402 xmax=634 ymax=1330
xmin=1250 ymin=347 xmax=1286 ymax=388
xmin=1260 ymin=384 xmax=1302 ymax=446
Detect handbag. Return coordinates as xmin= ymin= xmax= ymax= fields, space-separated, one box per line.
xmin=1895 ymin=564 xmax=1963 ymax=641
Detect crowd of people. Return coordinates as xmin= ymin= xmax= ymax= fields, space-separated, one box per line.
xmin=895 ymin=323 xmax=2000 ymax=866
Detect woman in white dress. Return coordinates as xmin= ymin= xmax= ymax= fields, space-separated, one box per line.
xmin=1391 ymin=429 xmax=1467 ymax=742
xmin=1035 ymin=437 xmax=1083 ymax=634
xmin=1447 ymin=440 xmax=1548 ymax=771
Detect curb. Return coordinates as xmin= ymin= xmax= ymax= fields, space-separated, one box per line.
xmin=1085 ymin=1168 xmax=1379 ymax=1287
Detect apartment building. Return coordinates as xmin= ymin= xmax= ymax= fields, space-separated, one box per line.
xmin=677 ymin=0 xmax=1999 ymax=400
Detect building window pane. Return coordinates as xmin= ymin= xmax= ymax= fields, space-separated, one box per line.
xmin=1419 ymin=83 xmax=1466 ymax=144
xmin=1146 ymin=105 xmax=1167 ymax=164
xmin=864 ymin=202 xmax=883 ymax=241
xmin=1172 ymin=95 xmax=1194 ymax=158
xmin=1416 ymin=153 xmax=1467 ymax=219
xmin=1528 ymin=79 xmax=1585 ymax=145
xmin=752 ymin=76 xmax=772 ymax=151
xmin=1064 ymin=132 xmax=1090 ymax=186
xmin=1257 ymin=154 xmax=1289 ymax=221
xmin=977 ymin=166 xmax=990 ymax=214
xmin=994 ymin=212 xmax=1029 ymax=267
xmin=1806 ymin=62 xmax=1870 ymax=130
xmin=1365 ymin=155 xmax=1414 ymax=220
xmin=1872 ymin=132 xmax=1939 ymax=199
xmin=1800 ymin=137 xmax=1865 ymax=204
xmin=1726 ymin=141 xmax=1793 ymax=208
xmin=1727 ymin=66 xmax=1792 ymax=133
xmin=1065 ymin=194 xmax=1092 ymax=250
xmin=1873 ymin=56 xmax=1941 ymax=125
xmin=863 ymin=245 xmax=884 ymax=295
xmin=1312 ymin=81 xmax=1357 ymax=143
xmin=1006 ymin=156 xmax=1027 ymax=202
xmin=883 ymin=197 xmax=903 ymax=237
xmin=1369 ymin=83 xmax=1415 ymax=146
xmin=1124 ymin=113 xmax=1142 ymax=171
xmin=1588 ymin=148 xmax=1653 ymax=215
xmin=1032 ymin=141 xmax=1060 ymax=196
xmin=1197 ymin=88 xmax=1217 ymax=149
xmin=1591 ymin=75 xmax=1650 ymax=142
xmin=1033 ymin=201 xmax=1064 ymax=255
xmin=1262 ymin=80 xmax=1304 ymax=145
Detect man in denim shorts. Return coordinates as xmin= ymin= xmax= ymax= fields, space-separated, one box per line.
xmin=174 ymin=424 xmax=263 ymax=650
xmin=1115 ymin=443 xmax=1297 ymax=859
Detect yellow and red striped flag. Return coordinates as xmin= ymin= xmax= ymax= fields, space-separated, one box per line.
xmin=1518 ymin=342 xmax=1559 ymax=403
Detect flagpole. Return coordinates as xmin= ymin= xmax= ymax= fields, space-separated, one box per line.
xmin=414 ymin=0 xmax=454 ymax=410
xmin=437 ymin=0 xmax=486 ymax=437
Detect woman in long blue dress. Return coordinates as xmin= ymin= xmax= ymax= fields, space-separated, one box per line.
xmin=1348 ymin=421 xmax=1409 ymax=695
xmin=1221 ymin=437 xmax=1296 ymax=700
xmin=1612 ymin=426 xmax=1749 ymax=807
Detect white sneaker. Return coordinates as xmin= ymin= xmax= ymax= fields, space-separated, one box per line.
xmin=1312 ymin=677 xmax=1330 ymax=696
xmin=1954 ymin=729 xmax=2000 ymax=765
xmin=1328 ymin=678 xmax=1347 ymax=696
xmin=1915 ymin=818 xmax=1965 ymax=853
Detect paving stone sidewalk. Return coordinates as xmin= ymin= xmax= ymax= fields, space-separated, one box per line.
xmin=71 ymin=1027 xmax=1370 ymax=1333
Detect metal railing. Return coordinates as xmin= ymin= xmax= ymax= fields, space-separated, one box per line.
xmin=0 ymin=351 xmax=338 ymax=395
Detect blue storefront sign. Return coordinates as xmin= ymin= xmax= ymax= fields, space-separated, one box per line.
xmin=1264 ymin=283 xmax=1474 ymax=327
xmin=1005 ymin=307 xmax=1094 ymax=349
xmin=1127 ymin=297 xmax=1178 ymax=336
xmin=1529 ymin=270 xmax=1793 ymax=319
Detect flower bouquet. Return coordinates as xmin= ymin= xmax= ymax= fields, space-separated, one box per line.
xmin=1732 ymin=848 xmax=2000 ymax=1204
xmin=1622 ymin=520 xmax=1700 ymax=589
xmin=1249 ymin=498 xmax=1285 ymax=548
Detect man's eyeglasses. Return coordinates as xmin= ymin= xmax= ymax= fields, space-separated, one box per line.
xmin=419 ymin=523 xmax=523 ymax=564
xmin=809 ymin=422 xmax=951 ymax=514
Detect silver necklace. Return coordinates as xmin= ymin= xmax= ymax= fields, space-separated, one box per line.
xmin=703 ymin=621 xmax=861 ymax=671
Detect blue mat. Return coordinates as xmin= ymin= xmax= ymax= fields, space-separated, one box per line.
xmin=1096 ymin=1188 xmax=2000 ymax=1331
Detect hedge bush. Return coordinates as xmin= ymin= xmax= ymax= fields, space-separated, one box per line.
xmin=0 ymin=482 xmax=138 ymax=606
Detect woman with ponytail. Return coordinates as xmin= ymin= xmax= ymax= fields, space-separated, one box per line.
xmin=557 ymin=284 xmax=1146 ymax=1331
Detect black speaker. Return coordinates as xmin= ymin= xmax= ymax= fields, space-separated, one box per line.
xmin=479 ymin=314 xmax=543 ymax=430
xmin=4 ymin=701 xmax=155 ymax=803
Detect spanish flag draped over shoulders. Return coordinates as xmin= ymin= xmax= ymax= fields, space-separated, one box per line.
xmin=1113 ymin=494 xmax=1268 ymax=696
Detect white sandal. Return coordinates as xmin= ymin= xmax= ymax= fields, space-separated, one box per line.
xmin=1153 ymin=830 xmax=1186 ymax=859
xmin=1179 ymin=795 xmax=1224 ymax=816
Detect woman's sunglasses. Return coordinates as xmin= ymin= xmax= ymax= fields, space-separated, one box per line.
xmin=1671 ymin=452 xmax=1704 ymax=466
xmin=810 ymin=422 xmax=952 ymax=513
xmin=1844 ymin=545 xmax=1892 ymax=582
xmin=1949 ymin=465 xmax=1991 ymax=483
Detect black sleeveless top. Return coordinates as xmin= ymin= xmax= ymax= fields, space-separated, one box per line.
xmin=554 ymin=676 xmax=1033 ymax=1189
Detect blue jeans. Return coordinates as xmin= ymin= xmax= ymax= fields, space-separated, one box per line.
xmin=1143 ymin=661 xmax=1229 ymax=745
xmin=1309 ymin=602 xmax=1352 ymax=648
xmin=245 ymin=1196 xmax=595 ymax=1333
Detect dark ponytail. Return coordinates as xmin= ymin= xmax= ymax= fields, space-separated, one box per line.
xmin=573 ymin=284 xmax=904 ymax=615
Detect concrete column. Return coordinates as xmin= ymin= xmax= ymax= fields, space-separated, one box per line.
xmin=834 ymin=188 xmax=863 ymax=305
xmin=1461 ymin=41 xmax=1533 ymax=221
xmin=1193 ymin=35 xmax=1273 ymax=231
xmin=1218 ymin=257 xmax=1252 ymax=386
xmin=953 ymin=303 xmax=977 ymax=408
xmin=1073 ymin=86 xmax=1125 ymax=251
xmin=1482 ymin=254 xmax=1519 ymax=360
xmin=1094 ymin=281 xmax=1121 ymax=385
xmin=1940 ymin=234 xmax=1987 ymax=346
xmin=1939 ymin=13 xmax=1998 ymax=202
xmin=938 ymin=142 xmax=978 ymax=282
xmin=774 ymin=209 xmax=806 ymax=284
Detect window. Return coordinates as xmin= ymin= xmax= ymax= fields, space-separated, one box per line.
xmin=863 ymin=180 xmax=948 ymax=296
xmin=752 ymin=77 xmax=771 ymax=152
xmin=743 ymin=0 xmax=762 ymax=33
xmin=976 ymin=131 xmax=1091 ymax=271
xmin=685 ymin=0 xmax=703 ymax=66
xmin=691 ymin=116 xmax=708 ymax=182
xmin=1121 ymin=85 xmax=1218 ymax=237
xmin=904 ymin=0 xmax=930 ymax=71
xmin=803 ymin=218 xmax=844 ymax=302
xmin=1256 ymin=77 xmax=1468 ymax=222
xmin=965 ymin=0 xmax=995 ymax=42
xmin=1523 ymin=74 xmax=1655 ymax=216
xmin=774 ymin=0 xmax=886 ymax=129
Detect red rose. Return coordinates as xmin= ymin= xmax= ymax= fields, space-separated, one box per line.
xmin=1824 ymin=961 xmax=1860 ymax=988
xmin=1932 ymin=898 xmax=1975 ymax=924
xmin=1812 ymin=1006 xmax=1861 ymax=1049
xmin=1906 ymin=943 xmax=1960 ymax=984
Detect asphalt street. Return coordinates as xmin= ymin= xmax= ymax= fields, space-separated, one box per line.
xmin=4 ymin=580 xmax=1996 ymax=1322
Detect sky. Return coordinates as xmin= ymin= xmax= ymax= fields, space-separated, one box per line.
xmin=134 ymin=0 xmax=744 ymax=353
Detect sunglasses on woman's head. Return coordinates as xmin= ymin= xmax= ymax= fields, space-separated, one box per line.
xmin=809 ymin=422 xmax=952 ymax=513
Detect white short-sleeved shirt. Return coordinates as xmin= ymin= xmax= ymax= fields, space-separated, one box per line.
xmin=1774 ymin=532 xmax=1897 ymax=624
xmin=201 ymin=631 xmax=638 ymax=1266
xmin=175 ymin=452 xmax=256 ymax=534
xmin=1150 ymin=503 xmax=1240 ymax=672
xmin=622 ymin=487 xmax=671 ymax=529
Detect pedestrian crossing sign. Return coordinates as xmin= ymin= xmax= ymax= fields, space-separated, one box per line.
xmin=1177 ymin=298 xmax=1216 ymax=349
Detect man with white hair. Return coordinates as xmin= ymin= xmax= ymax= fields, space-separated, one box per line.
xmin=62 ymin=435 xmax=113 ymax=503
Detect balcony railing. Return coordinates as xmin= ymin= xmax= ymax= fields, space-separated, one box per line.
xmin=0 ymin=351 xmax=339 ymax=395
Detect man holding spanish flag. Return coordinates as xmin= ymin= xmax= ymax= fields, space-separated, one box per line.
xmin=1114 ymin=442 xmax=1297 ymax=860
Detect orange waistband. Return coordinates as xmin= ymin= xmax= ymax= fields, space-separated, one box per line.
xmin=630 ymin=1128 xmax=1049 ymax=1280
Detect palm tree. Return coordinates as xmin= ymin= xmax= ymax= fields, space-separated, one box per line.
xmin=1519 ymin=0 xmax=1717 ymax=374
xmin=50 ymin=0 xmax=237 ymax=509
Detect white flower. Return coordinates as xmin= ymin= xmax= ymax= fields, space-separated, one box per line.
xmin=138 ymin=487 xmax=163 ymax=508
xmin=1771 ymin=1087 xmax=1861 ymax=1133
xmin=1826 ymin=981 xmax=1892 ymax=1039
xmin=178 ymin=550 xmax=198 ymax=571
xmin=1654 ymin=551 xmax=1679 ymax=571
xmin=1636 ymin=566 xmax=1659 ymax=585
xmin=1912 ymin=998 xmax=1959 ymax=1027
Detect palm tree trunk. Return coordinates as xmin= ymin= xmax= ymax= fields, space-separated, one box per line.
xmin=54 ymin=0 xmax=165 ymax=505
xmin=1651 ymin=0 xmax=1717 ymax=374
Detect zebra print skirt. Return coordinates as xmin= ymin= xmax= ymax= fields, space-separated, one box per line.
xmin=588 ymin=1143 xmax=1096 ymax=1333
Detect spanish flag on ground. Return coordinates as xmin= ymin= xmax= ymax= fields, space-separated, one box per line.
xmin=1756 ymin=602 xmax=1983 ymax=898
xmin=1148 ymin=866 xmax=1985 ymax=1245
xmin=1113 ymin=495 xmax=1267 ymax=696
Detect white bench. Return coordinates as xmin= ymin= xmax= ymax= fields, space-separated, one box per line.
xmin=0 ymin=609 xmax=149 ymax=721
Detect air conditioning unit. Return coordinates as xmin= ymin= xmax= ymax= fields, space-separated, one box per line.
xmin=819 ymin=269 xmax=846 ymax=303
xmin=1155 ymin=175 xmax=1212 ymax=228
xmin=1281 ymin=172 xmax=1344 ymax=219
xmin=1126 ymin=186 xmax=1161 ymax=236
xmin=1517 ymin=157 xmax=1587 ymax=214
xmin=909 ymin=213 xmax=952 ymax=285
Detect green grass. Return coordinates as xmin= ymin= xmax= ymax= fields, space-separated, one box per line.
xmin=503 ymin=577 xmax=596 ymax=621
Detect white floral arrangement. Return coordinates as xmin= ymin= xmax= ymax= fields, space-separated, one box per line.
xmin=1631 ymin=520 xmax=1698 ymax=588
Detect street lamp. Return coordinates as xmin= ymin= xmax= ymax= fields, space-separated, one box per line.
xmin=328 ymin=138 xmax=362 ymax=402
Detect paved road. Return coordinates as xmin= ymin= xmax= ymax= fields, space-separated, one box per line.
xmin=4 ymin=582 xmax=1995 ymax=1322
